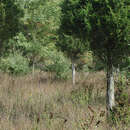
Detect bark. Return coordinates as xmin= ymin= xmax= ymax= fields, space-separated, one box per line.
xmin=106 ymin=63 xmax=115 ymax=112
xmin=72 ymin=62 xmax=76 ymax=85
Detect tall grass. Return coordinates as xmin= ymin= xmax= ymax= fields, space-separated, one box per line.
xmin=0 ymin=71 xmax=129 ymax=130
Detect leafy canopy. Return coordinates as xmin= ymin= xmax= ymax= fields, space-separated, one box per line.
xmin=59 ymin=0 xmax=130 ymax=66
xmin=88 ymin=0 xmax=130 ymax=66
xmin=57 ymin=0 xmax=90 ymax=60
xmin=0 ymin=0 xmax=24 ymax=51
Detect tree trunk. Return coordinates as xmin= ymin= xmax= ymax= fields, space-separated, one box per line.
xmin=106 ymin=64 xmax=115 ymax=113
xmin=32 ymin=62 xmax=35 ymax=78
xmin=72 ymin=62 xmax=76 ymax=85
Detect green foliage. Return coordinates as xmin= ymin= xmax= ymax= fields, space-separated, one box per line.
xmin=109 ymin=74 xmax=130 ymax=126
xmin=0 ymin=0 xmax=129 ymax=82
xmin=93 ymin=56 xmax=105 ymax=71
xmin=59 ymin=0 xmax=91 ymax=40
xmin=76 ymin=51 xmax=94 ymax=72
xmin=44 ymin=51 xmax=71 ymax=80
xmin=57 ymin=34 xmax=88 ymax=60
xmin=19 ymin=0 xmax=63 ymax=67
xmin=79 ymin=64 xmax=89 ymax=72
xmin=3 ymin=32 xmax=31 ymax=56
xmin=120 ymin=57 xmax=130 ymax=78
xmin=22 ymin=0 xmax=61 ymax=45
xmin=57 ymin=0 xmax=89 ymax=60
xmin=88 ymin=0 xmax=130 ymax=67
xmin=60 ymin=0 xmax=130 ymax=67
xmin=0 ymin=0 xmax=64 ymax=76
xmin=0 ymin=54 xmax=30 ymax=75
xmin=0 ymin=0 xmax=24 ymax=53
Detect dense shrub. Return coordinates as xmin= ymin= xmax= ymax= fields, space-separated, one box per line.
xmin=0 ymin=54 xmax=30 ymax=75
xmin=44 ymin=51 xmax=71 ymax=80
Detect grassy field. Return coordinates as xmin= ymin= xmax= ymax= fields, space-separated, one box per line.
xmin=0 ymin=71 xmax=129 ymax=130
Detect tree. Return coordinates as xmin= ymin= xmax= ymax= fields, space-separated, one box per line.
xmin=2 ymin=0 xmax=62 ymax=71
xmin=57 ymin=0 xmax=89 ymax=85
xmin=59 ymin=0 xmax=130 ymax=114
xmin=20 ymin=0 xmax=62 ymax=69
xmin=0 ymin=0 xmax=24 ymax=55
xmin=88 ymin=0 xmax=130 ymax=113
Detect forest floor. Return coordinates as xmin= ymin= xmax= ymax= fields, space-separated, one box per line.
xmin=0 ymin=71 xmax=129 ymax=130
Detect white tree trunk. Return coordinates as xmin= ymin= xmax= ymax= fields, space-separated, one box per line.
xmin=106 ymin=65 xmax=115 ymax=112
xmin=72 ymin=63 xmax=76 ymax=85
xmin=32 ymin=62 xmax=35 ymax=78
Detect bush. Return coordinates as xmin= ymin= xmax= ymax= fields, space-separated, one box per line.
xmin=0 ymin=53 xmax=30 ymax=75
xmin=44 ymin=51 xmax=71 ymax=80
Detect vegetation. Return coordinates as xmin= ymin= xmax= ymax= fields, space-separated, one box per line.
xmin=0 ymin=0 xmax=129 ymax=129
xmin=88 ymin=0 xmax=130 ymax=112
xmin=0 ymin=71 xmax=129 ymax=130
xmin=109 ymin=74 xmax=130 ymax=127
xmin=0 ymin=0 xmax=24 ymax=54
xmin=57 ymin=0 xmax=91 ymax=85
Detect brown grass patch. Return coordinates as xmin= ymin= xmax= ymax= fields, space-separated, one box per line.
xmin=0 ymin=71 xmax=129 ymax=130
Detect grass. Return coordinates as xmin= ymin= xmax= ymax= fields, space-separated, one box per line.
xmin=0 ymin=71 xmax=129 ymax=130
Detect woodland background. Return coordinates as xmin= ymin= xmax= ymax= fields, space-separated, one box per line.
xmin=0 ymin=0 xmax=129 ymax=129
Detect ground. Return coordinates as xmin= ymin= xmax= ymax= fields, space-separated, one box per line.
xmin=0 ymin=71 xmax=129 ymax=130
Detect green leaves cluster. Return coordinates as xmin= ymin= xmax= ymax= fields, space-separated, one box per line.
xmin=89 ymin=0 xmax=130 ymax=66
xmin=57 ymin=35 xmax=88 ymax=60
xmin=44 ymin=51 xmax=71 ymax=80
xmin=0 ymin=0 xmax=72 ymax=78
xmin=57 ymin=0 xmax=91 ymax=61
xmin=58 ymin=0 xmax=130 ymax=67
xmin=0 ymin=0 xmax=129 ymax=77
xmin=0 ymin=0 xmax=24 ymax=52
xmin=0 ymin=53 xmax=30 ymax=75
xmin=60 ymin=0 xmax=91 ymax=39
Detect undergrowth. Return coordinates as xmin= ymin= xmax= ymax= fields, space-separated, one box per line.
xmin=108 ymin=74 xmax=130 ymax=129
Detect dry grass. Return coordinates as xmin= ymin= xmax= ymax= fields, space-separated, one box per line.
xmin=0 ymin=71 xmax=129 ymax=130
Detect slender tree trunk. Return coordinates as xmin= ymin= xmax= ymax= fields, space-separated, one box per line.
xmin=115 ymin=64 xmax=120 ymax=77
xmin=32 ymin=62 xmax=35 ymax=78
xmin=106 ymin=63 xmax=115 ymax=113
xmin=72 ymin=62 xmax=76 ymax=85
